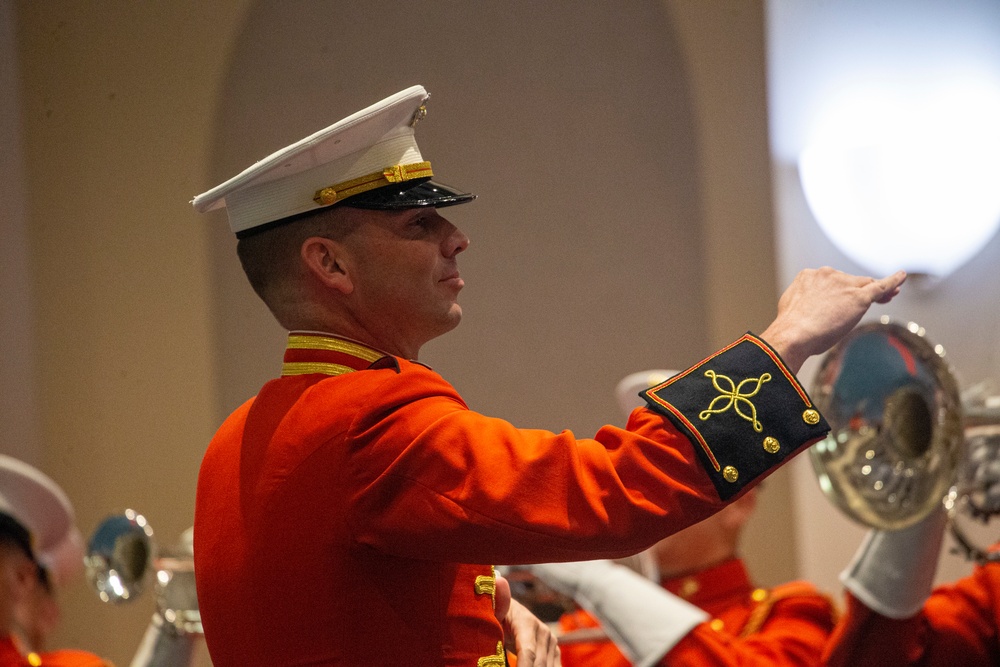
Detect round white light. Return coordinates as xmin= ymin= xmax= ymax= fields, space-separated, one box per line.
xmin=799 ymin=79 xmax=1000 ymax=278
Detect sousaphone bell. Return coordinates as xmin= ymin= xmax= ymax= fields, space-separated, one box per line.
xmin=809 ymin=318 xmax=964 ymax=531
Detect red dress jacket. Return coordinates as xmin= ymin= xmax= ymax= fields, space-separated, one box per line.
xmin=557 ymin=559 xmax=836 ymax=667
xmin=194 ymin=332 xmax=828 ymax=666
xmin=824 ymin=562 xmax=1000 ymax=666
xmin=0 ymin=636 xmax=110 ymax=667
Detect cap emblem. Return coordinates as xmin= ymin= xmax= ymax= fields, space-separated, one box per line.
xmin=410 ymin=103 xmax=428 ymax=127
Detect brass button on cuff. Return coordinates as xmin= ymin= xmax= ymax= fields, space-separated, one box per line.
xmin=723 ymin=466 xmax=739 ymax=483
xmin=763 ymin=436 xmax=780 ymax=454
xmin=803 ymin=409 xmax=821 ymax=425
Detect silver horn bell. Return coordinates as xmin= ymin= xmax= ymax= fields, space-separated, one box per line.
xmin=85 ymin=509 xmax=202 ymax=634
xmin=809 ymin=319 xmax=964 ymax=531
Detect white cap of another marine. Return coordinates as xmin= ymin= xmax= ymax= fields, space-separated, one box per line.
xmin=0 ymin=455 xmax=84 ymax=588
xmin=192 ymin=85 xmax=476 ymax=237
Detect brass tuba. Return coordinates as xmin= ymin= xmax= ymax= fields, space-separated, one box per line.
xmin=810 ymin=318 xmax=1000 ymax=562
xmin=809 ymin=318 xmax=964 ymax=531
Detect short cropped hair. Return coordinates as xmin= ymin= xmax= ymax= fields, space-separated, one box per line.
xmin=236 ymin=205 xmax=359 ymax=323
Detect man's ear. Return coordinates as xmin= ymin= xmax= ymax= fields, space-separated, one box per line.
xmin=301 ymin=236 xmax=354 ymax=295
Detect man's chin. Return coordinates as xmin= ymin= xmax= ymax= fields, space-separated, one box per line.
xmin=423 ymin=305 xmax=463 ymax=341
xmin=444 ymin=306 xmax=463 ymax=331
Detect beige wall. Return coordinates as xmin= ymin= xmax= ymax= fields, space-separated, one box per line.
xmin=1 ymin=2 xmax=39 ymax=468
xmin=11 ymin=2 xmax=253 ymax=663
xmin=8 ymin=1 xmax=786 ymax=663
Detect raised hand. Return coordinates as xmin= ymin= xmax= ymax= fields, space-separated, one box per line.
xmin=761 ymin=267 xmax=907 ymax=373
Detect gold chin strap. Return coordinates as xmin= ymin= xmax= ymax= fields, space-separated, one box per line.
xmin=313 ymin=161 xmax=433 ymax=206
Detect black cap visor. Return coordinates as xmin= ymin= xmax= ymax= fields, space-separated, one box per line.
xmin=235 ymin=179 xmax=476 ymax=239
xmin=342 ymin=178 xmax=477 ymax=210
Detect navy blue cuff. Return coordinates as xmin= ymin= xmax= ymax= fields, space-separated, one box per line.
xmin=641 ymin=333 xmax=829 ymax=500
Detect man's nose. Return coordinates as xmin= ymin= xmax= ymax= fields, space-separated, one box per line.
xmin=446 ymin=225 xmax=470 ymax=257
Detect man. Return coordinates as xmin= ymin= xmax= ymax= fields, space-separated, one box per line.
xmin=527 ymin=371 xmax=837 ymax=666
xmin=190 ymin=84 xmax=904 ymax=666
xmin=823 ymin=425 xmax=1000 ymax=666
xmin=0 ymin=455 xmax=111 ymax=667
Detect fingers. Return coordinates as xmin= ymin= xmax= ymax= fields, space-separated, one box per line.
xmin=868 ymin=270 xmax=907 ymax=304
xmin=515 ymin=623 xmax=560 ymax=667
xmin=504 ymin=598 xmax=561 ymax=667
xmin=493 ymin=574 xmax=512 ymax=623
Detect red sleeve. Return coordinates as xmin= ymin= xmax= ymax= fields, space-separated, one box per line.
xmin=350 ymin=343 xmax=828 ymax=565
xmin=664 ymin=585 xmax=836 ymax=666
xmin=824 ymin=564 xmax=1000 ymax=666
xmin=352 ymin=369 xmax=729 ymax=564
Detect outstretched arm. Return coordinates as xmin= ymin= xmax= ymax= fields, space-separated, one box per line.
xmin=826 ymin=428 xmax=1000 ymax=666
xmin=839 ymin=509 xmax=948 ymax=621
xmin=532 ymin=560 xmax=836 ymax=667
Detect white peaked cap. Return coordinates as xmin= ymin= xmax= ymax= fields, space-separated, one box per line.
xmin=0 ymin=455 xmax=84 ymax=588
xmin=192 ymin=85 xmax=471 ymax=236
xmin=616 ymin=369 xmax=679 ymax=418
